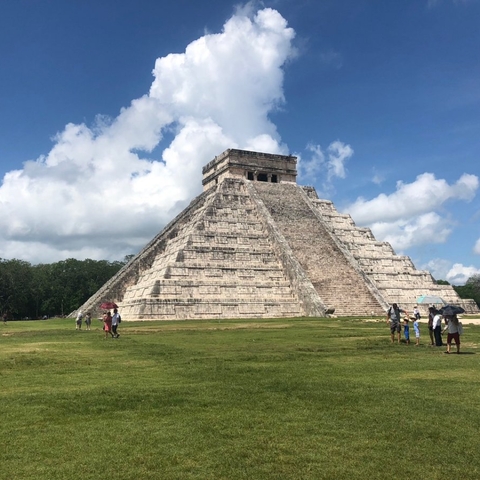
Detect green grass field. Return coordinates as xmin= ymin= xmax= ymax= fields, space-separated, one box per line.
xmin=1 ymin=317 xmax=480 ymax=479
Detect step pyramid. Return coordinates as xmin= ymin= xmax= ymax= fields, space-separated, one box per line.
xmin=76 ymin=149 xmax=478 ymax=320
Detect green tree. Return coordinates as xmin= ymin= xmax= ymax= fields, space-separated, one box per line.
xmin=1 ymin=257 xmax=126 ymax=319
xmin=454 ymin=274 xmax=480 ymax=307
xmin=0 ymin=258 xmax=35 ymax=319
xmin=31 ymin=263 xmax=50 ymax=318
xmin=466 ymin=274 xmax=480 ymax=291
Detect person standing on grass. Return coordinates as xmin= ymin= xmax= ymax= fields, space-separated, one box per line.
xmin=427 ymin=307 xmax=435 ymax=345
xmin=413 ymin=315 xmax=420 ymax=346
xmin=84 ymin=312 xmax=92 ymax=331
xmin=403 ymin=317 xmax=410 ymax=345
xmin=386 ymin=303 xmax=408 ymax=344
xmin=112 ymin=308 xmax=121 ymax=338
xmin=76 ymin=310 xmax=83 ymax=330
xmin=442 ymin=315 xmax=462 ymax=354
xmin=432 ymin=310 xmax=443 ymax=346
xmin=2 ymin=312 xmax=7 ymax=324
xmin=102 ymin=311 xmax=113 ymax=339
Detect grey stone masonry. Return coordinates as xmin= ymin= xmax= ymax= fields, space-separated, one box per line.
xmin=202 ymin=149 xmax=297 ymax=191
xmin=73 ymin=148 xmax=478 ymax=320
xmin=78 ymin=178 xmax=306 ymax=320
xmin=310 ymin=198 xmax=478 ymax=314
xmin=252 ymin=182 xmax=387 ymax=316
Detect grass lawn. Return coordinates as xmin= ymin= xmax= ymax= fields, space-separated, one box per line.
xmin=1 ymin=317 xmax=480 ymax=479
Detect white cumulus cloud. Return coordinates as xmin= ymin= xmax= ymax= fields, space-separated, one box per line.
xmin=0 ymin=7 xmax=296 ymax=263
xmin=421 ymin=258 xmax=480 ymax=285
xmin=343 ymin=172 xmax=479 ymax=251
xmin=446 ymin=263 xmax=480 ymax=285
xmin=369 ymin=212 xmax=450 ymax=252
xmin=298 ymin=141 xmax=353 ymax=186
xmin=474 ymin=237 xmax=480 ymax=255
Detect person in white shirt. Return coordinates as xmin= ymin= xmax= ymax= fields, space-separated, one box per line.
xmin=427 ymin=307 xmax=436 ymax=346
xmin=432 ymin=311 xmax=443 ymax=346
xmin=442 ymin=315 xmax=461 ymax=354
xmin=112 ymin=308 xmax=121 ymax=338
xmin=75 ymin=310 xmax=83 ymax=330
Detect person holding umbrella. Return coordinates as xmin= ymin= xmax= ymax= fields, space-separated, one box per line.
xmin=99 ymin=302 xmax=118 ymax=339
xmin=442 ymin=314 xmax=462 ymax=354
xmin=102 ymin=310 xmax=113 ymax=339
xmin=439 ymin=305 xmax=465 ymax=354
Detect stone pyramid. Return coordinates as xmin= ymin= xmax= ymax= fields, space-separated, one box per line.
xmin=77 ymin=149 xmax=477 ymax=320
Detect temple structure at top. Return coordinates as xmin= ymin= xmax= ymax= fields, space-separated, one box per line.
xmin=74 ymin=148 xmax=478 ymax=320
xmin=202 ymin=149 xmax=297 ymax=190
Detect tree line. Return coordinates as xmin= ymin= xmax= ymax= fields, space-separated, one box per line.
xmin=0 ymin=257 xmax=128 ymax=320
xmin=1 ymin=257 xmax=479 ymax=320
xmin=439 ymin=275 xmax=480 ymax=308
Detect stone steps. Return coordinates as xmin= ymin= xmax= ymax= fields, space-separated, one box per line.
xmin=118 ymin=178 xmax=305 ymax=319
xmin=253 ymin=182 xmax=385 ymax=316
xmin=122 ymin=299 xmax=303 ymax=320
xmin=74 ymin=148 xmax=478 ymax=321
xmin=309 ymin=195 xmax=474 ymax=313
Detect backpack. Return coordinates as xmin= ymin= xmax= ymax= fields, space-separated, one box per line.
xmin=118 ymin=314 xmax=121 ymax=323
xmin=388 ymin=306 xmax=400 ymax=321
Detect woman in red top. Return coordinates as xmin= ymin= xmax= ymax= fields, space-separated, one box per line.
xmin=102 ymin=311 xmax=113 ymax=339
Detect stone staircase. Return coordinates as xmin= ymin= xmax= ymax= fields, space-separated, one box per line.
xmin=252 ymin=182 xmax=386 ymax=316
xmin=309 ymin=198 xmax=476 ymax=314
xmin=119 ymin=179 xmax=303 ymax=319
xmin=74 ymin=148 xmax=478 ymax=320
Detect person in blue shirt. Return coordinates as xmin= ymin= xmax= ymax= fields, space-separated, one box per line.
xmin=403 ymin=317 xmax=410 ymax=345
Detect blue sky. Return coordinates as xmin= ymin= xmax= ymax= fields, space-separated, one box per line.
xmin=0 ymin=0 xmax=479 ymax=284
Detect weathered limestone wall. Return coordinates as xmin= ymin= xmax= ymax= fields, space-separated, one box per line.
xmin=75 ymin=188 xmax=214 ymax=319
xmin=246 ymin=182 xmax=326 ymax=317
xmin=252 ymin=182 xmax=387 ymax=316
xmin=202 ymin=149 xmax=297 ymax=190
xmin=114 ymin=179 xmax=305 ymax=320
xmin=310 ymin=197 xmax=476 ymax=314
xmin=74 ymin=148 xmax=478 ymax=321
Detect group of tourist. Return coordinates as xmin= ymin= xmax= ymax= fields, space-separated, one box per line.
xmin=427 ymin=306 xmax=463 ymax=353
xmin=75 ymin=308 xmax=121 ymax=338
xmin=386 ymin=303 xmax=462 ymax=354
xmin=101 ymin=308 xmax=121 ymax=339
xmin=75 ymin=311 xmax=92 ymax=330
